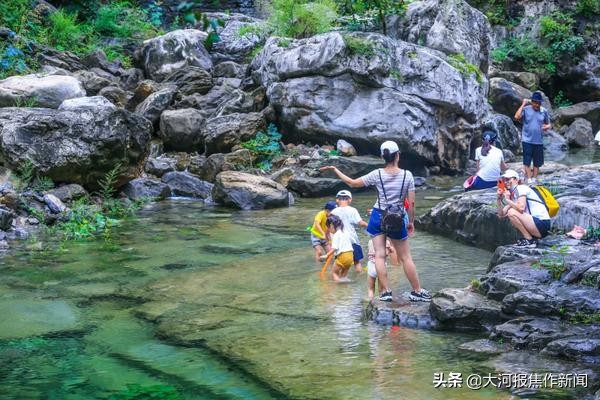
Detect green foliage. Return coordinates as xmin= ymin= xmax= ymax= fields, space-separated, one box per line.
xmin=269 ymin=0 xmax=338 ymax=39
xmin=570 ymin=312 xmax=600 ymax=325
xmin=102 ymin=45 xmax=133 ymax=68
xmin=93 ymin=1 xmax=159 ymax=40
xmin=108 ymin=384 xmax=183 ymax=400
xmin=247 ymin=44 xmax=264 ymax=61
xmin=46 ymin=9 xmax=90 ymax=53
xmin=97 ymin=163 xmax=122 ymax=200
xmin=447 ymin=53 xmax=483 ymax=83
xmin=31 ymin=176 xmax=54 ymax=192
xmin=467 ymin=0 xmax=512 ymax=26
xmin=278 ymin=37 xmax=292 ymax=47
xmin=389 ymin=69 xmax=404 ymax=82
xmin=336 ymin=0 xmax=407 ymax=34
xmin=531 ymin=245 xmax=569 ymax=279
xmin=553 ymin=91 xmax=573 ymax=108
xmin=343 ymin=35 xmax=375 ymax=57
xmin=15 ymin=159 xmax=36 ymax=191
xmin=175 ymin=2 xmax=225 ymax=49
xmin=470 ymin=278 xmax=481 ymax=291
xmin=576 ymin=0 xmax=600 ymax=17
xmin=493 ymin=37 xmax=556 ymax=74
xmin=53 ymin=199 xmax=113 ymax=240
xmin=241 ymin=123 xmax=283 ymax=171
xmin=581 ymin=275 xmax=598 ymax=287
xmin=238 ymin=23 xmax=267 ymax=38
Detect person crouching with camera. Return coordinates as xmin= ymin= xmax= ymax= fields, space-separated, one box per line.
xmin=320 ymin=141 xmax=431 ymax=303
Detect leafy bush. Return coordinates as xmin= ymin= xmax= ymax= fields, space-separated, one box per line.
xmin=553 ymin=91 xmax=573 ymax=108
xmin=343 ymin=35 xmax=375 ymax=57
xmin=576 ymin=0 xmax=600 ymax=17
xmin=493 ymin=37 xmax=556 ymax=74
xmin=241 ymin=123 xmax=283 ymax=171
xmin=269 ymin=0 xmax=338 ymax=39
xmin=570 ymin=312 xmax=600 ymax=325
xmin=531 ymin=245 xmax=569 ymax=279
xmin=94 ymin=1 xmax=159 ymax=40
xmin=447 ymin=53 xmax=483 ymax=83
xmin=335 ymin=0 xmax=407 ymax=34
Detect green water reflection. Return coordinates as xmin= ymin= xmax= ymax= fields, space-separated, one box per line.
xmin=0 ymin=192 xmax=584 ymax=399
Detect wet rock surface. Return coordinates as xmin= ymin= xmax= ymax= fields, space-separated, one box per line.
xmin=212 ymin=171 xmax=291 ymax=210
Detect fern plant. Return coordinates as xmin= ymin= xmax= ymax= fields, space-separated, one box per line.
xmin=97 ymin=163 xmax=122 ymax=200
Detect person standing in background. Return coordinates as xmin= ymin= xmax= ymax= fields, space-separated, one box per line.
xmin=514 ymin=91 xmax=551 ymax=184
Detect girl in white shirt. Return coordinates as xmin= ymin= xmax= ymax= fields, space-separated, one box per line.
xmin=466 ymin=131 xmax=508 ymax=191
xmin=323 ymin=215 xmax=354 ymax=281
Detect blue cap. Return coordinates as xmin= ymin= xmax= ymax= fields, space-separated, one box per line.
xmin=531 ymin=91 xmax=543 ymax=103
xmin=324 ymin=201 xmax=337 ymax=210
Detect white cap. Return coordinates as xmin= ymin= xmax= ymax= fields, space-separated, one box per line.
xmin=336 ymin=190 xmax=352 ymax=198
xmin=501 ymin=169 xmax=520 ymax=179
xmin=380 ymin=140 xmax=399 ymax=155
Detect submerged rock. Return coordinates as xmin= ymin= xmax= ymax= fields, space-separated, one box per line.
xmin=212 ymin=171 xmax=290 ymax=210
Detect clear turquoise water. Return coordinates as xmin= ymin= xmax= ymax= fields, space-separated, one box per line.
xmin=0 ymin=190 xmax=587 ymax=399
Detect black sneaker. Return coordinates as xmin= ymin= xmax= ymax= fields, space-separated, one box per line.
xmin=524 ymin=238 xmax=537 ymax=248
xmin=409 ymin=289 xmax=432 ymax=302
xmin=515 ymin=238 xmax=529 ymax=247
xmin=379 ymin=291 xmax=393 ymax=302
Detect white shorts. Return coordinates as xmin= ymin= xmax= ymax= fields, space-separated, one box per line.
xmin=367 ymin=260 xmax=388 ymax=278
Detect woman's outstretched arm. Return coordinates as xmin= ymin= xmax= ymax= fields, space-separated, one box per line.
xmin=320 ymin=166 xmax=365 ymax=188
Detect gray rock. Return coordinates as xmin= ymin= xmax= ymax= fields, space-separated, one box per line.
xmin=58 ymin=96 xmax=116 ymax=111
xmin=312 ymin=155 xmax=383 ymax=179
xmin=74 ymin=70 xmax=113 ymax=95
xmin=542 ymin=337 xmax=600 ymax=364
xmin=480 ymin=259 xmax=553 ymax=301
xmin=489 ymin=77 xmax=552 ymax=118
xmin=47 ymin=184 xmax=87 ymax=203
xmin=430 ymin=288 xmax=509 ymax=332
xmin=127 ymin=80 xmax=160 ymax=111
xmin=0 ymin=73 xmax=86 ymax=108
xmin=213 ymin=86 xmax=267 ymax=116
xmin=563 ymin=118 xmax=594 ymax=147
xmin=98 ymin=86 xmax=129 ymax=108
xmin=0 ymin=107 xmax=151 ymax=189
xmin=492 ymin=71 xmax=539 ymax=91
xmin=161 ymin=171 xmax=213 ymax=199
xmin=203 ymin=112 xmax=265 ymax=155
xmin=163 ymin=66 xmax=213 ymax=96
xmin=251 ymin=32 xmax=488 ymax=172
xmin=492 ymin=317 xmax=589 ymax=350
xmin=135 ymin=86 xmax=176 ymax=125
xmin=196 ymin=150 xmax=254 ymax=182
xmin=119 ymin=68 xmax=145 ymax=91
xmin=83 ymin=49 xmax=123 ymax=76
xmin=288 ymin=175 xmax=348 ymax=197
xmin=366 ymin=300 xmax=437 ymax=329
xmin=553 ymin=101 xmax=600 ymax=133
xmin=212 ymin=171 xmax=290 ymax=210
xmin=175 ymin=78 xmax=242 ymax=119
xmin=558 ymin=53 xmax=600 ymax=104
xmin=37 ymin=48 xmax=85 ymax=72
xmin=43 ymin=193 xmax=67 ymax=214
xmin=140 ymin=29 xmax=213 ymax=81
xmin=145 ymin=156 xmax=176 ymax=177
xmin=121 ymin=178 xmax=171 ymax=200
xmin=206 ymin=13 xmax=266 ymax=63
xmin=0 ymin=207 xmax=14 ymax=231
xmin=388 ymin=0 xmax=492 ymax=72
xmin=213 ymin=61 xmax=246 ymax=78
xmin=159 ymin=108 xmax=205 ymax=152
xmin=336 ymin=139 xmax=357 ymax=156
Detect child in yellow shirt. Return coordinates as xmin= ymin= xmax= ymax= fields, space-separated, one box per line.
xmin=309 ymin=201 xmax=337 ymax=262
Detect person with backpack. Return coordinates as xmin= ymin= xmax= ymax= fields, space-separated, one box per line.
xmin=465 ymin=130 xmax=508 ymax=191
xmin=497 ymin=169 xmax=552 ymax=248
xmin=514 ymin=91 xmax=552 ymax=184
xmin=320 ymin=141 xmax=431 ymax=302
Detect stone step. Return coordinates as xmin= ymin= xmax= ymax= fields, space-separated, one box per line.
xmin=365 ymin=294 xmax=437 ymax=329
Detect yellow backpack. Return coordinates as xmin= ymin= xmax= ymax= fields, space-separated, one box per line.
xmin=530 ymin=185 xmax=560 ymax=218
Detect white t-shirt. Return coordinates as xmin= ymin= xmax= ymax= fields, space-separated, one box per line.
xmin=331 ymin=229 xmax=353 ymax=255
xmin=331 ymin=206 xmax=362 ymax=245
xmin=511 ymin=185 xmax=551 ymax=220
xmin=475 ymin=146 xmax=504 ymax=182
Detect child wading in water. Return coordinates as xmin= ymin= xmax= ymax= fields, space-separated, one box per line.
xmin=331 ymin=190 xmax=368 ymax=273
xmin=310 ymin=201 xmax=337 ymax=262
xmin=324 ymin=215 xmax=354 ymax=282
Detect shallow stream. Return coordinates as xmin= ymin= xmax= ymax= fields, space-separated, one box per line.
xmin=0 ymin=188 xmax=587 ymax=399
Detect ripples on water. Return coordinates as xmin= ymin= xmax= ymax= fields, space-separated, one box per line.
xmin=0 ymin=190 xmax=586 ymax=399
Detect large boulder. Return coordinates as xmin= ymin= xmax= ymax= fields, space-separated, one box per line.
xmin=0 ymin=106 xmax=151 ymax=189
xmin=159 ymin=108 xmax=205 ymax=152
xmin=387 ymin=0 xmax=492 ymax=72
xmin=139 ymin=29 xmax=213 ymax=81
xmin=251 ymin=32 xmax=488 ymax=173
xmin=553 ymin=101 xmax=600 ymax=133
xmin=163 ymin=66 xmax=213 ymax=96
xmin=121 ymin=177 xmax=171 ymax=200
xmin=175 ymin=78 xmax=243 ymax=119
xmin=489 ymin=78 xmax=551 ymax=118
xmin=203 ymin=112 xmax=265 ymax=155
xmin=161 ymin=171 xmax=213 ymax=199
xmin=0 ymin=73 xmax=85 ymax=108
xmin=212 ymin=171 xmax=291 ymax=210
xmin=557 ymin=53 xmax=600 ymax=104
xmin=205 ymin=13 xmax=266 ymax=64
xmin=491 ymin=71 xmax=539 ymax=91
xmin=561 ymin=118 xmax=594 ymax=148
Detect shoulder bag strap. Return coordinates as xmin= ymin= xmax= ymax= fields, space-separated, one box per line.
xmin=378 ymin=169 xmax=388 ymax=208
